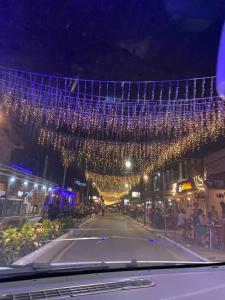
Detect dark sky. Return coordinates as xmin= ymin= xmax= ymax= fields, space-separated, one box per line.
xmin=4 ymin=0 xmax=225 ymax=184
xmin=0 ymin=0 xmax=224 ymax=80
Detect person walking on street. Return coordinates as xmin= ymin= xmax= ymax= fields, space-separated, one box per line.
xmin=177 ymin=208 xmax=187 ymax=239
xmin=101 ymin=201 xmax=105 ymax=216
xmin=209 ymin=205 xmax=219 ymax=224
xmin=193 ymin=202 xmax=199 ymax=243
xmin=196 ymin=209 xmax=208 ymax=247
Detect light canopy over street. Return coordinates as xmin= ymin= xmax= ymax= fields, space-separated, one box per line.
xmin=0 ymin=0 xmax=225 ymax=272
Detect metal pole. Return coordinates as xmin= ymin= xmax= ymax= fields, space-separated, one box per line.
xmin=85 ymin=180 xmax=90 ymax=217
xmin=85 ymin=160 xmax=89 ymax=216
xmin=2 ymin=181 xmax=10 ymax=217
xmin=209 ymin=226 xmax=212 ymax=249
xmin=171 ymin=168 xmax=174 ymax=183
xmin=140 ymin=177 xmax=146 ymax=225
xmin=162 ymin=167 xmax=167 ymax=236
xmin=144 ymin=201 xmax=147 ymax=226
xmin=184 ymin=159 xmax=188 ymax=180
xmin=62 ymin=166 xmax=67 ymax=188
xmin=43 ymin=155 xmax=48 ymax=179
xmin=179 ymin=161 xmax=183 ymax=181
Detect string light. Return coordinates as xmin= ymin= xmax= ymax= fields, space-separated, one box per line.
xmin=0 ymin=66 xmax=223 ymax=202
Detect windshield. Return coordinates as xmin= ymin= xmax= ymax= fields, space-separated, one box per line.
xmin=0 ymin=0 xmax=225 ymax=274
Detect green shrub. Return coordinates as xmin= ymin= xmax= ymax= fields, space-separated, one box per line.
xmin=61 ymin=217 xmax=74 ymax=230
xmin=0 ymin=219 xmax=63 ymax=265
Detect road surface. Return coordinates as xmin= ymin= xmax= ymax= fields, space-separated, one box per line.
xmin=33 ymin=213 xmax=202 ymax=264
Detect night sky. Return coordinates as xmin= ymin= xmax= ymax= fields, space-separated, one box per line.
xmin=3 ymin=0 xmax=225 ymax=184
xmin=0 ymin=0 xmax=224 ymax=79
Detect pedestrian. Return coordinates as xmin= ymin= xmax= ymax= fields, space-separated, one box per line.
xmin=177 ymin=208 xmax=187 ymax=239
xmin=155 ymin=207 xmax=162 ymax=228
xmin=101 ymin=201 xmax=105 ymax=216
xmin=196 ymin=209 xmax=208 ymax=247
xmin=192 ymin=202 xmax=199 ymax=243
xmin=209 ymin=205 xmax=219 ymax=224
xmin=193 ymin=202 xmax=199 ymax=223
xmin=48 ymin=204 xmax=55 ymax=220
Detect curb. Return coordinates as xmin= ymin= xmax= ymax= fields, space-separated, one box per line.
xmin=157 ymin=233 xmax=209 ymax=262
xmin=13 ymin=217 xmax=95 ymax=266
xmin=125 ymin=215 xmax=209 ymax=262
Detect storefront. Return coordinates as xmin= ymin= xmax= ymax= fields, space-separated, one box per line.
xmin=206 ymin=188 xmax=225 ymax=219
xmin=0 ymin=162 xmax=55 ymax=217
xmin=169 ymin=176 xmax=206 ymax=214
xmin=204 ymin=147 xmax=225 ymax=218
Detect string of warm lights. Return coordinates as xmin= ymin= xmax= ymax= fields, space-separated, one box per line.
xmin=38 ymin=129 xmax=170 ymax=174
xmin=85 ymin=170 xmax=140 ymax=200
xmin=0 ymin=65 xmax=223 ymax=202
xmin=85 ymin=170 xmax=140 ymax=191
xmin=4 ymin=94 xmax=224 ymax=144
xmin=85 ymin=115 xmax=225 ymax=198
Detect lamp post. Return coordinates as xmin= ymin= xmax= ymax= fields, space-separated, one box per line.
xmin=62 ymin=166 xmax=67 ymax=188
xmin=162 ymin=166 xmax=167 ymax=236
xmin=142 ymin=175 xmax=149 ymax=226
xmin=139 ymin=176 xmax=146 ymax=225
xmin=125 ymin=159 xmax=132 ymax=170
xmin=2 ymin=178 xmax=12 ymax=217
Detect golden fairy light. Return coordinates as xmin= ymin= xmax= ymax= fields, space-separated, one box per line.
xmin=1 ymin=68 xmax=224 ymax=203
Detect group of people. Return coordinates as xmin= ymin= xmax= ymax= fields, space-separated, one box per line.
xmin=45 ymin=200 xmax=106 ymax=221
xmin=126 ymin=201 xmax=225 ymax=248
xmin=148 ymin=205 xmax=180 ymax=229
xmin=177 ymin=203 xmax=221 ymax=246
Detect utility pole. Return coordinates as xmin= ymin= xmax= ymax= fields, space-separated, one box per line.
xmin=140 ymin=176 xmax=147 ymax=226
xmin=179 ymin=161 xmax=183 ymax=181
xmin=162 ymin=166 xmax=167 ymax=236
xmin=184 ymin=159 xmax=188 ymax=180
xmin=43 ymin=155 xmax=48 ymax=179
xmin=62 ymin=166 xmax=67 ymax=188
xmin=2 ymin=181 xmax=10 ymax=217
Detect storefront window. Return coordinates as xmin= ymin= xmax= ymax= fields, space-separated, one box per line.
xmin=4 ymin=200 xmax=22 ymax=217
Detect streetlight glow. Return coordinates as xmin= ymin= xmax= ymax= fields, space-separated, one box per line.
xmin=125 ymin=160 xmax=132 ymax=169
xmin=10 ymin=177 xmax=15 ymax=183
xmin=143 ymin=174 xmax=148 ymax=182
xmin=24 ymin=181 xmax=28 ymax=186
xmin=42 ymin=185 xmax=46 ymax=190
xmin=34 ymin=183 xmax=38 ymax=188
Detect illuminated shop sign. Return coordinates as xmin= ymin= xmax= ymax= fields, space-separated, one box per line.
xmin=132 ymin=191 xmax=140 ymax=198
xmin=216 ymin=192 xmax=225 ymax=199
xmin=171 ymin=183 xmax=177 ymax=195
xmin=177 ymin=181 xmax=193 ymax=192
xmin=193 ymin=175 xmax=205 ymax=191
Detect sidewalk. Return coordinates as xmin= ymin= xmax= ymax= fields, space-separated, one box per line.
xmin=127 ymin=215 xmax=225 ymax=262
xmin=163 ymin=229 xmax=225 ymax=262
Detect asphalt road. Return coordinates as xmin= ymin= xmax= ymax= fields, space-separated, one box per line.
xmin=42 ymin=213 xmax=201 ymax=264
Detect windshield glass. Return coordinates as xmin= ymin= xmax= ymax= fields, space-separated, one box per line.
xmin=0 ymin=0 xmax=225 ymax=273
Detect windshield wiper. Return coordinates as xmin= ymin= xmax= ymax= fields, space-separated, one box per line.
xmin=0 ymin=260 xmax=220 ymax=283
xmin=0 ymin=262 xmax=111 ymax=283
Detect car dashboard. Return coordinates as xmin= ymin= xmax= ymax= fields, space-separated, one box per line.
xmin=0 ymin=264 xmax=225 ymax=300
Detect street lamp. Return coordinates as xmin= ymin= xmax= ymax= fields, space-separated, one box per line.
xmin=42 ymin=185 xmax=46 ymax=190
xmin=23 ymin=181 xmax=28 ymax=186
xmin=34 ymin=183 xmax=38 ymax=188
xmin=125 ymin=183 xmax=129 ymax=188
xmin=48 ymin=187 xmax=52 ymax=192
xmin=143 ymin=174 xmax=149 ymax=182
xmin=125 ymin=160 xmax=132 ymax=169
xmin=9 ymin=177 xmax=15 ymax=183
